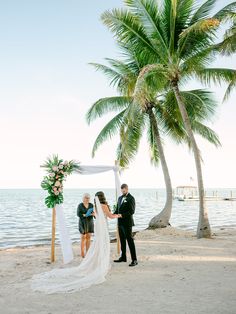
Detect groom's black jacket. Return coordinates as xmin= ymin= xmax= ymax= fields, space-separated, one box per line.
xmin=114 ymin=193 xmax=135 ymax=227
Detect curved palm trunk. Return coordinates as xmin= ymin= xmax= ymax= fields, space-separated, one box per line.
xmin=147 ymin=107 xmax=173 ymax=228
xmin=172 ymin=82 xmax=211 ymax=238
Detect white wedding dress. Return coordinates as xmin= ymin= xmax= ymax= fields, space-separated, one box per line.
xmin=31 ymin=196 xmax=110 ymax=294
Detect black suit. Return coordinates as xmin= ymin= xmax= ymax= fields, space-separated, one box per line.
xmin=114 ymin=193 xmax=137 ymax=261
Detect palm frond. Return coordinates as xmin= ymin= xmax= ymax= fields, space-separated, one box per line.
xmin=190 ymin=0 xmax=217 ymax=24
xmin=169 ymin=0 xmax=177 ymax=54
xmin=158 ymin=88 xmax=218 ymax=143
xmin=105 ymin=58 xmax=138 ymax=94
xmin=182 ymin=89 xmax=217 ymax=122
xmin=86 ymin=96 xmax=130 ymax=124
xmin=214 ymin=2 xmax=236 ymax=21
xmin=223 ymin=77 xmax=236 ymax=101
xmin=216 ymin=22 xmax=236 ymax=56
xmin=196 ymin=68 xmax=236 ymax=86
xmin=178 ymin=18 xmax=219 ymax=57
xmin=89 ymin=62 xmax=123 ymax=88
xmin=161 ymin=0 xmax=172 ymax=44
xmin=155 ymin=97 xmax=187 ymax=144
xmin=180 ymin=46 xmax=216 ymax=74
xmin=124 ymin=0 xmax=170 ymax=61
xmin=180 ymin=18 xmax=219 ymax=38
xmin=160 ymin=0 xmax=194 ymax=53
xmin=91 ymin=110 xmax=126 ymax=157
xmin=90 ymin=59 xmax=137 ymax=95
xmin=192 ymin=121 xmax=221 ymax=147
xmin=172 ymin=0 xmax=195 ymax=50
xmin=176 ymin=0 xmax=222 ymax=61
xmin=105 ymin=57 xmax=137 ymax=75
xmin=116 ymin=109 xmax=144 ymax=167
xmin=101 ymin=8 xmax=157 ymax=62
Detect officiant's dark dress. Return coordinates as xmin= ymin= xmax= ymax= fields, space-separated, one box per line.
xmin=77 ymin=203 xmax=94 ymax=234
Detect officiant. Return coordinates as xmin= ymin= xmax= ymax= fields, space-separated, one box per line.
xmin=77 ymin=193 xmax=95 ymax=258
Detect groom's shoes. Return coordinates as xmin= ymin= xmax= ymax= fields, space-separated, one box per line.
xmin=113 ymin=257 xmax=127 ymax=263
xmin=129 ymin=260 xmax=138 ymax=267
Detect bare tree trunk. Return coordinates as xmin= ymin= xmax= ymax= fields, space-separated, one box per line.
xmin=148 ymin=107 xmax=173 ymax=228
xmin=172 ymin=82 xmax=211 ymax=238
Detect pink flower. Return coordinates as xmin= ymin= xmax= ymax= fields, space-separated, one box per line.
xmin=53 ymin=187 xmax=57 ymax=192
xmin=52 ymin=166 xmax=58 ymax=172
xmin=55 ymin=181 xmax=61 ymax=187
xmin=54 ymin=191 xmax=59 ymax=196
xmin=58 ymin=188 xmax=63 ymax=193
xmin=49 ymin=173 xmax=55 ymax=177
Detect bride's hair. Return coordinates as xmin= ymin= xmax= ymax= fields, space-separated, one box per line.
xmin=95 ymin=191 xmax=111 ymax=211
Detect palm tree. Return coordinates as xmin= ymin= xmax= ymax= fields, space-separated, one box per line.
xmin=101 ymin=0 xmax=236 ymax=238
xmin=86 ymin=56 xmax=220 ymax=228
xmin=87 ymin=59 xmax=173 ymax=228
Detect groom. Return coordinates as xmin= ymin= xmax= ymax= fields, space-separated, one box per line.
xmin=114 ymin=184 xmax=138 ymax=267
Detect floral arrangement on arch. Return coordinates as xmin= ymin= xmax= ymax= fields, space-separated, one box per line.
xmin=41 ymin=155 xmax=80 ymax=208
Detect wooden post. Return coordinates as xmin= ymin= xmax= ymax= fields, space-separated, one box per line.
xmin=51 ymin=207 xmax=56 ymax=263
xmin=115 ymin=160 xmax=121 ymax=255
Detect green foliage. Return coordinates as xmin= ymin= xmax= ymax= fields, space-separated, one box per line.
xmin=41 ymin=155 xmax=80 ymax=208
xmin=213 ymin=5 xmax=236 ymax=57
xmin=101 ymin=0 xmax=236 ymax=100
xmin=91 ymin=110 xmax=127 ymax=157
xmin=116 ymin=104 xmax=145 ymax=167
xmin=85 ymin=0 xmax=236 ymax=169
xmin=86 ymin=96 xmax=131 ymax=124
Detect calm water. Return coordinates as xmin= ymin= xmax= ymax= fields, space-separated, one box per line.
xmin=0 ymin=188 xmax=236 ymax=248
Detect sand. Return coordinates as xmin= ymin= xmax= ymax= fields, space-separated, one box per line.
xmin=0 ymin=227 xmax=236 ymax=314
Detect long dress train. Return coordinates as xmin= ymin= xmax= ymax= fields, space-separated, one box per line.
xmin=31 ymin=196 xmax=110 ymax=294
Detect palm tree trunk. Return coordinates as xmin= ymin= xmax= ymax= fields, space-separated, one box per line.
xmin=172 ymin=82 xmax=211 ymax=238
xmin=147 ymin=107 xmax=173 ymax=228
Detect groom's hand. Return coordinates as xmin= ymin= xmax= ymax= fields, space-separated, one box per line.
xmin=117 ymin=214 xmax=122 ymax=218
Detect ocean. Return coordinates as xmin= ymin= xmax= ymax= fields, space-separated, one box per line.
xmin=0 ymin=188 xmax=235 ymax=249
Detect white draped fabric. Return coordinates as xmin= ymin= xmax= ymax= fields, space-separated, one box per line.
xmin=76 ymin=165 xmax=121 ymax=199
xmin=31 ymin=197 xmax=110 ymax=293
xmin=55 ymin=205 xmax=74 ymax=264
xmin=54 ymin=165 xmax=121 ymax=264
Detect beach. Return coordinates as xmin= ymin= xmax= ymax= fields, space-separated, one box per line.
xmin=1 ymin=227 xmax=236 ymax=314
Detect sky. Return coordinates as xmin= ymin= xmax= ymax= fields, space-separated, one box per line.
xmin=0 ymin=0 xmax=235 ymax=189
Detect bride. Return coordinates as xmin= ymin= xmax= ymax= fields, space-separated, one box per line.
xmin=31 ymin=191 xmax=119 ymax=294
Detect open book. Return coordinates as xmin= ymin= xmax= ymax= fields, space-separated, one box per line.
xmin=85 ymin=207 xmax=94 ymax=217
